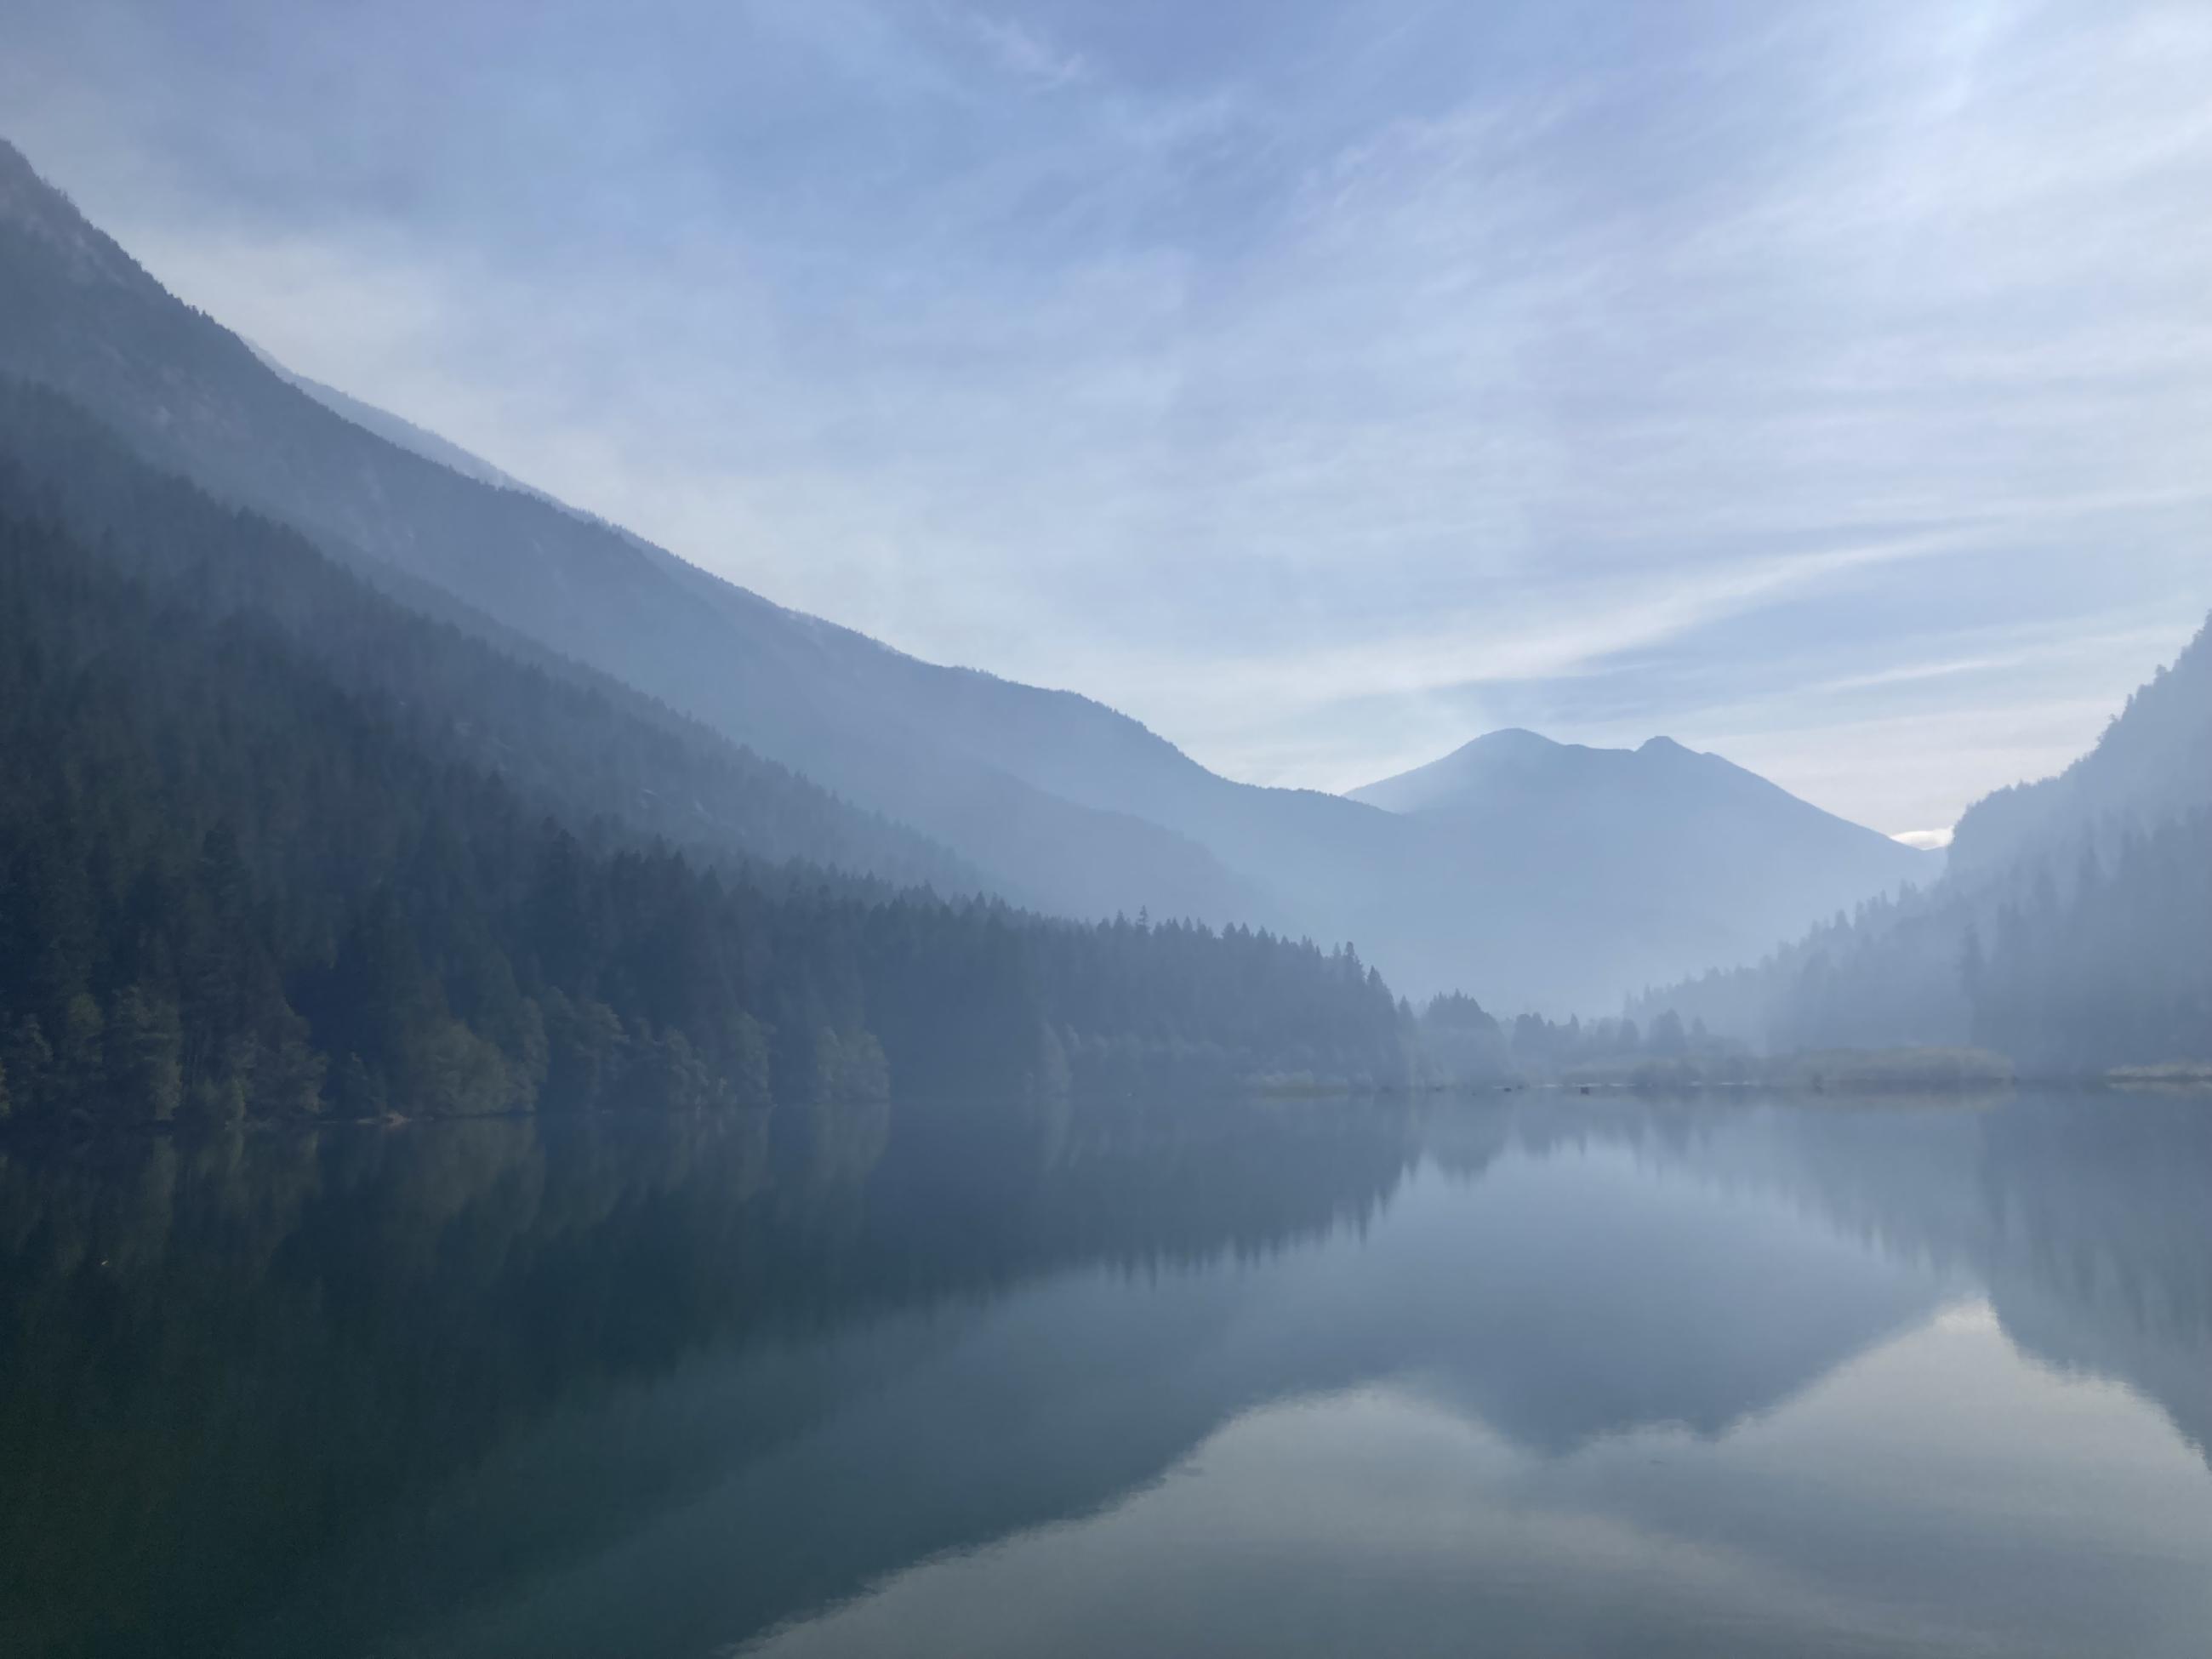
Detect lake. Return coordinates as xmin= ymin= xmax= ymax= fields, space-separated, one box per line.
xmin=4 ymin=1088 xmax=2209 ymax=1657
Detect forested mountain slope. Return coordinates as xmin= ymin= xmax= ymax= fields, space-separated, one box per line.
xmin=1633 ymin=617 xmax=2212 ymax=1072
xmin=0 ymin=136 xmax=1933 ymax=1012
xmin=0 ymin=136 xmax=1256 ymax=935
xmin=0 ymin=472 xmax=1412 ymax=1126
xmin=1948 ymin=617 xmax=2212 ymax=880
xmin=0 ymin=381 xmax=985 ymax=897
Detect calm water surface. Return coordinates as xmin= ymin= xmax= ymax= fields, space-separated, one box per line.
xmin=4 ymin=1089 xmax=2210 ymax=1656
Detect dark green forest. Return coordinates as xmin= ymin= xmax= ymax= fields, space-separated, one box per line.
xmin=1631 ymin=808 xmax=2212 ymax=1074
xmin=1965 ymin=810 xmax=2212 ymax=1069
xmin=0 ymin=404 xmax=1411 ymax=1126
xmin=1629 ymin=613 xmax=2212 ymax=1076
xmin=1 ymin=376 xmax=2200 ymax=1119
xmin=0 ymin=382 xmax=985 ymax=897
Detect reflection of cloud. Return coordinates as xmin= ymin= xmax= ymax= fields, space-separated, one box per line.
xmin=747 ymin=1388 xmax=1949 ymax=1657
xmin=749 ymin=1325 xmax=2212 ymax=1659
xmin=1932 ymin=1297 xmax=1998 ymax=1331
xmin=188 ymin=1097 xmax=2212 ymax=1656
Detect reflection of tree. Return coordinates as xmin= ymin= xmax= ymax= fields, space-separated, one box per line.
xmin=1973 ymin=1102 xmax=2212 ymax=1460
xmin=1520 ymin=1092 xmax=2212 ymax=1462
xmin=0 ymin=1099 xmax=1417 ymax=1656
xmin=9 ymin=1092 xmax=2204 ymax=1658
xmin=0 ymin=1116 xmax=779 ymax=1655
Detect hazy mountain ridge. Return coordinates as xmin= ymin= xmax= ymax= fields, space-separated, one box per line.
xmin=243 ymin=339 xmax=544 ymax=499
xmin=0 ymin=135 xmax=1936 ymax=1012
xmin=0 ymin=460 xmax=1417 ymax=1125
xmin=1948 ymin=614 xmax=2212 ymax=881
xmin=0 ymin=379 xmax=986 ymax=898
xmin=1352 ymin=728 xmax=1933 ymax=1005
xmin=1632 ymin=617 xmax=2212 ymax=1069
xmin=0 ymin=136 xmax=1258 ymax=938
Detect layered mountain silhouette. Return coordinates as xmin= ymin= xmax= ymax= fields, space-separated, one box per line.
xmin=0 ymin=138 xmax=1250 ymax=932
xmin=1948 ymin=615 xmax=2212 ymax=881
xmin=0 ymin=136 xmax=1935 ymax=1011
xmin=242 ymin=338 xmax=544 ymax=498
xmin=1633 ymin=613 xmax=2212 ymax=1065
xmin=20 ymin=1092 xmax=2195 ymax=1656
xmin=1350 ymin=730 xmax=1930 ymax=1000
xmin=0 ymin=379 xmax=983 ymax=897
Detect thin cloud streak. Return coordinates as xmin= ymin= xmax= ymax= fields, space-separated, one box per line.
xmin=2 ymin=0 xmax=2206 ymax=833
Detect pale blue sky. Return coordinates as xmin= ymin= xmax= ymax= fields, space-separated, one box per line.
xmin=5 ymin=0 xmax=2209 ymax=836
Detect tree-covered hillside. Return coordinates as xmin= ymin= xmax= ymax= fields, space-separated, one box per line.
xmin=1948 ymin=617 xmax=2212 ymax=881
xmin=0 ymin=136 xmax=1939 ymax=1015
xmin=0 ymin=381 xmax=986 ymax=898
xmin=1964 ymin=808 xmax=2212 ymax=1072
xmin=0 ymin=137 xmax=1258 ymax=936
xmin=0 ymin=466 xmax=1410 ymax=1126
xmin=1630 ymin=619 xmax=2212 ymax=1075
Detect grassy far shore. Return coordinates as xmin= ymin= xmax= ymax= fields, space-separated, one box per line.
xmin=1587 ymin=1046 xmax=2017 ymax=1092
xmin=2107 ymin=1061 xmax=2212 ymax=1087
xmin=6 ymin=1046 xmax=2203 ymax=1134
xmin=1528 ymin=1046 xmax=2212 ymax=1094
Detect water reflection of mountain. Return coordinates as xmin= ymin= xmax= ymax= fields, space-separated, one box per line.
xmin=1 ymin=1089 xmax=2205 ymax=1657
xmin=1606 ymin=1093 xmax=2212 ymax=1462
xmin=0 ymin=1102 xmax=1418 ymax=1656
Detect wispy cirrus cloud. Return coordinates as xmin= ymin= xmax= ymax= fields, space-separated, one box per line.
xmin=961 ymin=11 xmax=1089 ymax=89
xmin=2 ymin=0 xmax=2206 ymax=835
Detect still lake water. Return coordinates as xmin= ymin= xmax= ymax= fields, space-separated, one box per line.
xmin=4 ymin=1089 xmax=2210 ymax=1657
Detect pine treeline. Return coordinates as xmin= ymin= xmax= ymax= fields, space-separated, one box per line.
xmin=1631 ymin=812 xmax=2212 ymax=1075
xmin=0 ymin=381 xmax=987 ymax=898
xmin=0 ymin=430 xmax=1409 ymax=1126
xmin=1964 ymin=812 xmax=2212 ymax=1070
xmin=1627 ymin=611 xmax=2212 ymax=1076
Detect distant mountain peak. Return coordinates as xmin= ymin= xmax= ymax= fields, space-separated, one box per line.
xmin=1347 ymin=725 xmax=1921 ymax=861
xmin=1354 ymin=728 xmax=1714 ymax=807
xmin=1459 ymin=727 xmax=1559 ymax=755
xmin=1424 ymin=728 xmax=1705 ymax=770
xmin=0 ymin=132 xmax=1941 ymax=1016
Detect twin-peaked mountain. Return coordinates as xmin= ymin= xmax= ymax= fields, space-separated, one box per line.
xmin=0 ymin=400 xmax=1422 ymax=1122
xmin=0 ymin=137 xmax=1933 ymax=1013
xmin=1349 ymin=728 xmax=1928 ymax=995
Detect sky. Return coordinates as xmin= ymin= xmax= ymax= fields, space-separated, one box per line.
xmin=3 ymin=0 xmax=2209 ymax=840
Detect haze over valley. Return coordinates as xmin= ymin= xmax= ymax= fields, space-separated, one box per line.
xmin=2 ymin=5 xmax=2209 ymax=1653
xmin=3 ymin=130 xmax=2207 ymax=1082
